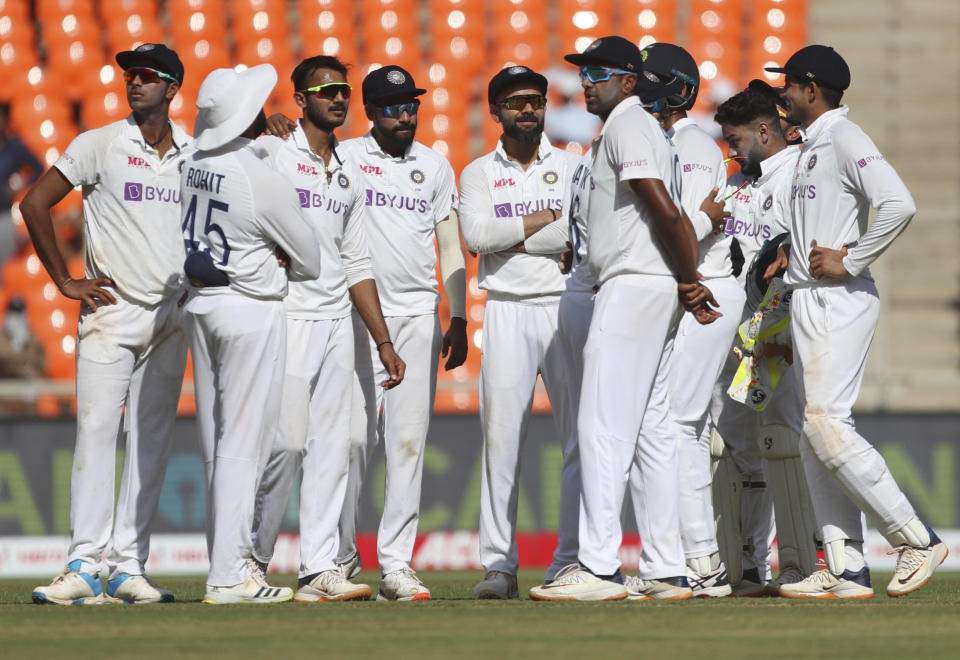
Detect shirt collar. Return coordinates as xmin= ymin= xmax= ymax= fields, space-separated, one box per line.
xmin=802 ymin=105 xmax=849 ymax=145
xmin=670 ymin=116 xmax=698 ymax=134
xmin=363 ymin=131 xmax=416 ymax=161
xmin=494 ymin=132 xmax=554 ymax=167
xmin=757 ymin=144 xmax=801 ymax=185
xmin=124 ymin=114 xmax=191 ymax=153
xmin=292 ymin=121 xmax=343 ymax=170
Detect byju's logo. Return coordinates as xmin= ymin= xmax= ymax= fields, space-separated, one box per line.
xmin=124 ymin=182 xmax=143 ymax=201
xmin=494 ymin=203 xmax=513 ymax=217
xmin=296 ymin=188 xmax=311 ymax=208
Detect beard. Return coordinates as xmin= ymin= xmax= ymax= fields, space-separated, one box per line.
xmin=390 ymin=122 xmax=416 ymax=147
xmin=741 ymin=156 xmax=762 ymax=179
xmin=306 ymin=102 xmax=345 ymax=132
xmin=503 ymin=113 xmax=543 ymax=144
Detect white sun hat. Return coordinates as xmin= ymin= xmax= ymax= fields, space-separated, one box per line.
xmin=194 ymin=64 xmax=278 ymax=151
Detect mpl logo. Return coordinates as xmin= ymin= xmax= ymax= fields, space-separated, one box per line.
xmin=493 ymin=203 xmax=513 ymax=217
xmin=360 ymin=164 xmax=383 ymax=176
xmin=127 ymin=156 xmax=151 ymax=169
xmin=124 ymin=182 xmax=143 ymax=201
xmin=297 ymin=162 xmax=320 ymax=176
xmin=493 ymin=178 xmax=515 ymax=189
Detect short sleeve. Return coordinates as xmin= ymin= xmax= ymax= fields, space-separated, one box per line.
xmin=607 ymin=114 xmax=662 ymax=183
xmin=54 ymin=130 xmax=103 ymax=187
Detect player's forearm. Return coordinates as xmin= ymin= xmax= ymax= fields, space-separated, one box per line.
xmin=436 ymin=215 xmax=466 ymax=319
xmin=842 ymin=195 xmax=916 ymax=277
xmin=348 ymin=278 xmax=391 ymax=345
xmin=524 ymin=218 xmax=568 ymax=254
xmin=653 ymin=210 xmax=700 ymax=284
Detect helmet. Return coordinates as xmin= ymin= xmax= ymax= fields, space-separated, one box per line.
xmin=636 ymin=43 xmax=700 ymax=112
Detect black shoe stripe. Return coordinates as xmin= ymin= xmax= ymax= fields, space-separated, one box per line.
xmin=254 ymin=587 xmax=265 ymax=598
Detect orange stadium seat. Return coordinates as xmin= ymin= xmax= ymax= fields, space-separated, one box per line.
xmin=747 ymin=0 xmax=807 ymax=81
xmin=296 ymin=0 xmax=356 ymax=60
xmin=620 ymin=0 xmax=678 ymax=48
xmin=37 ymin=0 xmax=95 ymax=21
xmin=685 ymin=0 xmax=745 ymax=94
xmin=80 ymin=89 xmax=129 ymax=129
xmin=104 ymin=8 xmax=164 ymax=52
xmin=428 ymin=0 xmax=485 ymax=79
xmin=168 ymin=86 xmax=197 ymax=132
xmin=0 ymin=7 xmax=37 ymax=47
xmin=490 ymin=0 xmax=549 ymax=71
xmin=557 ymin=0 xmax=615 ymax=57
xmin=0 ymin=58 xmax=46 ymax=105
xmin=175 ymin=39 xmax=231 ymax=89
xmin=100 ymin=0 xmax=159 ymax=14
xmin=232 ymin=1 xmax=290 ymax=47
xmin=235 ymin=36 xmax=295 ymax=72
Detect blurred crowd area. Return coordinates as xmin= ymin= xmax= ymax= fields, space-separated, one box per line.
xmin=0 ymin=0 xmax=805 ymax=416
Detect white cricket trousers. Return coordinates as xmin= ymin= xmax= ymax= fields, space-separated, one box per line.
xmin=338 ymin=312 xmax=440 ymax=575
xmin=479 ymin=296 xmax=567 ymax=575
xmin=251 ymin=316 xmax=354 ymax=577
xmin=69 ymin=295 xmax=186 ymax=578
xmin=546 ymin=288 xmax=594 ymax=580
xmin=578 ymin=274 xmax=683 ymax=578
xmin=791 ymin=280 xmax=916 ymax=546
xmin=185 ymin=291 xmax=286 ymax=587
xmin=636 ymin=276 xmax=744 ymax=560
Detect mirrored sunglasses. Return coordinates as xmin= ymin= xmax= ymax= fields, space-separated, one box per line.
xmin=123 ymin=67 xmax=179 ymax=85
xmin=498 ymin=94 xmax=547 ymax=111
xmin=299 ymin=82 xmax=352 ymax=100
xmin=579 ymin=65 xmax=636 ymax=83
xmin=379 ymin=99 xmax=420 ymax=117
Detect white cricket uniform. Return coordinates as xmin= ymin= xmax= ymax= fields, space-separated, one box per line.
xmin=248 ymin=126 xmax=370 ymax=579
xmin=335 ymin=134 xmax=459 ymax=575
xmin=181 ymin=138 xmax=321 ymax=587
xmin=459 ymin=134 xmax=576 ymax=575
xmin=711 ymin=146 xmax=799 ymax=576
xmin=577 ymin=95 xmax=685 ymax=578
xmin=53 ymin=115 xmax=191 ymax=579
xmin=546 ymin=149 xmax=595 ymax=581
xmin=627 ymin=118 xmax=746 ymax=562
xmin=786 ymin=106 xmax=918 ymax=550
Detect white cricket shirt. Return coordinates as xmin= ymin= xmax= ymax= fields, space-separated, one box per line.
xmin=586 ymin=96 xmax=681 ymax=284
xmin=786 ymin=106 xmax=916 ymax=286
xmin=180 ymin=138 xmax=321 ymax=300
xmin=338 ymin=133 xmax=458 ymax=317
xmin=54 ymin=115 xmax=193 ymax=306
xmin=256 ymin=124 xmax=371 ymax=319
xmin=459 ymin=134 xmax=576 ymax=300
xmin=566 ymin=148 xmax=596 ymax=294
xmin=723 ymin=144 xmax=798 ymax=284
xmin=670 ymin=117 xmax=730 ymax=279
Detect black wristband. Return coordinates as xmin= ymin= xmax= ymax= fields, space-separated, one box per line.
xmin=376 ymin=340 xmax=393 ymax=350
xmin=549 ymin=208 xmax=559 ymax=222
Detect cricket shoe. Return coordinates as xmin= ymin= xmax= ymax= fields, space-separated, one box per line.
xmin=687 ymin=554 xmax=732 ymax=598
xmin=887 ymin=527 xmax=948 ymax=597
xmin=765 ymin=565 xmax=806 ymax=596
xmin=377 ymin=568 xmax=431 ymax=601
xmin=474 ymin=570 xmax=519 ymax=600
xmin=106 ymin=574 xmax=175 ymax=604
xmin=33 ymin=560 xmax=111 ymax=606
xmin=529 ymin=564 xmax=627 ymax=602
xmin=779 ymin=566 xmax=874 ymax=599
xmin=625 ymin=575 xmax=693 ymax=601
xmin=295 ymin=567 xmax=371 ymax=602
xmin=730 ymin=567 xmax=768 ymax=597
xmin=338 ymin=552 xmax=362 ymax=580
xmin=203 ymin=573 xmax=294 ymax=604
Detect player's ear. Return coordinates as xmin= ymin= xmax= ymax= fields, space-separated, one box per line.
xmin=621 ymin=74 xmax=637 ymax=96
xmin=784 ymin=124 xmax=802 ymax=144
xmin=364 ymin=103 xmax=376 ymax=121
xmin=294 ymin=91 xmax=307 ymax=111
xmin=489 ymin=104 xmax=502 ymax=124
xmin=165 ymin=81 xmax=179 ymax=102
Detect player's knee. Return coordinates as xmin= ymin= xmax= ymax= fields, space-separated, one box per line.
xmin=802 ymin=412 xmax=854 ymax=469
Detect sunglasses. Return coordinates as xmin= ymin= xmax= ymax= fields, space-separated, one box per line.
xmin=299 ymin=82 xmax=352 ymax=100
xmin=378 ymin=99 xmax=420 ymax=117
xmin=123 ymin=67 xmax=179 ymax=85
xmin=579 ymin=65 xmax=636 ymax=83
xmin=498 ymin=94 xmax=547 ymax=111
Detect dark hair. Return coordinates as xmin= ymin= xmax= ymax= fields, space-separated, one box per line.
xmin=714 ymin=89 xmax=781 ymax=130
xmin=820 ymin=85 xmax=843 ymax=108
xmin=291 ymin=55 xmax=348 ymax=91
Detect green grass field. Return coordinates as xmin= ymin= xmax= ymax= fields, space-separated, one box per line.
xmin=3 ymin=571 xmax=959 ymax=659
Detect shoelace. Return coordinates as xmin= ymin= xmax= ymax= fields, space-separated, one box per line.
xmin=805 ymin=569 xmax=837 ymax=585
xmin=890 ymin=546 xmax=925 ymax=575
xmin=551 ymin=563 xmax=583 ymax=583
xmin=395 ymin=569 xmax=423 ymax=586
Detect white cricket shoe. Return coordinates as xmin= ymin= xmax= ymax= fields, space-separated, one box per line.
xmin=765 ymin=565 xmax=806 ymax=596
xmin=203 ymin=573 xmax=294 ymax=605
xmin=529 ymin=564 xmax=627 ymax=602
xmin=338 ymin=553 xmax=362 ymax=580
xmin=730 ymin=567 xmax=768 ymax=597
xmin=887 ymin=528 xmax=948 ymax=597
xmin=625 ymin=575 xmax=693 ymax=601
xmin=687 ymin=554 xmax=732 ymax=598
xmin=779 ymin=567 xmax=874 ymax=599
xmin=377 ymin=568 xmax=431 ymax=601
xmin=106 ymin=574 xmax=175 ymax=604
xmin=473 ymin=570 xmax=519 ymax=600
xmin=33 ymin=560 xmax=111 ymax=606
xmin=294 ymin=567 xmax=371 ymax=602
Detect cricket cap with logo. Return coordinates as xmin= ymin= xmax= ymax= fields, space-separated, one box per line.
xmin=765 ymin=45 xmax=850 ymax=91
xmin=193 ymin=64 xmax=278 ymax=151
xmin=487 ymin=65 xmax=548 ymax=104
xmin=115 ymin=43 xmax=184 ymax=84
xmin=563 ymin=36 xmax=644 ymax=74
xmin=363 ymin=65 xmax=427 ymax=105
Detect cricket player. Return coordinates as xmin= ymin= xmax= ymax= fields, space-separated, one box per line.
xmin=248 ymin=55 xmax=405 ymax=603
xmin=459 ymin=65 xmax=577 ymax=599
xmin=530 ymin=36 xmax=719 ymax=602
xmin=183 ymin=64 xmax=321 ymax=604
xmin=335 ymin=65 xmax=467 ymax=601
xmin=765 ymin=45 xmax=946 ymax=598
xmin=25 ymin=44 xmax=191 ymax=605
xmin=711 ymin=83 xmax=818 ymax=596
xmin=628 ymin=42 xmax=742 ymax=598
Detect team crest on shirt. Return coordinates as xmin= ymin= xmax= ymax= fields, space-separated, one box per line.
xmin=807 ymin=154 xmax=818 ymax=171
xmin=762 ymin=195 xmax=773 ymax=211
xmin=410 ymin=169 xmax=426 ymax=184
xmin=542 ymin=171 xmax=558 ymax=184
xmin=337 ymin=173 xmax=350 ymax=189
xmin=387 ymin=70 xmax=406 ymax=85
